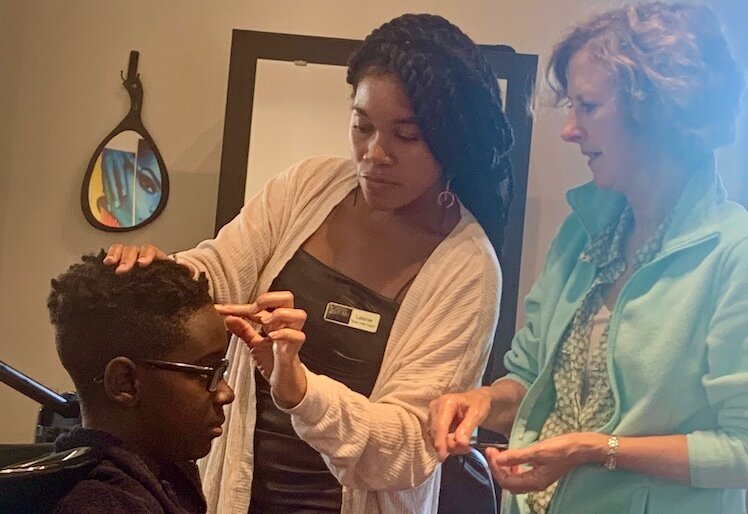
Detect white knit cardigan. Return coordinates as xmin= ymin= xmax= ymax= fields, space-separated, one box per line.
xmin=179 ymin=156 xmax=502 ymax=514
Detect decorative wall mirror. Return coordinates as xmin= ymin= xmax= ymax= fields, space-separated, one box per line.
xmin=216 ymin=30 xmax=537 ymax=382
xmin=81 ymin=51 xmax=169 ymax=231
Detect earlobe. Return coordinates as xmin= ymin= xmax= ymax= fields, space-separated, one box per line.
xmin=102 ymin=357 xmax=140 ymax=407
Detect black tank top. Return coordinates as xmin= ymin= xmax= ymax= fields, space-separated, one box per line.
xmin=249 ymin=249 xmax=401 ymax=513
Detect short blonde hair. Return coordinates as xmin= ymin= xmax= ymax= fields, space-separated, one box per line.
xmin=548 ymin=2 xmax=744 ymax=158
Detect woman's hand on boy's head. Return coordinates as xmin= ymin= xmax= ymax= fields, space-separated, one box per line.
xmin=103 ymin=243 xmax=170 ymax=274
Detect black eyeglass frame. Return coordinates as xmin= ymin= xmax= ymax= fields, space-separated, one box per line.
xmin=137 ymin=357 xmax=229 ymax=392
xmin=94 ymin=357 xmax=230 ymax=392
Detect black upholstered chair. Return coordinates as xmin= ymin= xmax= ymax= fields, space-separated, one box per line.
xmin=438 ymin=448 xmax=498 ymax=514
xmin=0 ymin=446 xmax=97 ymax=514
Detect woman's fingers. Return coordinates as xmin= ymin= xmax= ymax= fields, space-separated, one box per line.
xmin=216 ymin=305 xmax=307 ymax=333
xmin=268 ymin=328 xmax=306 ymax=350
xmin=268 ymin=328 xmax=306 ymax=370
xmin=103 ymin=243 xmax=168 ymax=274
xmin=226 ymin=315 xmax=276 ymax=380
xmin=492 ymin=465 xmax=550 ymax=494
xmin=488 ymin=447 xmax=533 ymax=467
xmin=103 ymin=244 xmax=124 ymax=265
xmin=116 ymin=246 xmax=142 ymax=273
xmin=264 ymin=308 xmax=307 ymax=332
xmin=136 ymin=244 xmax=169 ymax=267
xmin=255 ymin=291 xmax=296 ymax=310
xmin=224 ymin=315 xmax=265 ymax=346
xmin=224 ymin=313 xmax=306 ymax=359
xmin=488 ymin=464 xmax=534 ymax=494
xmin=215 ymin=303 xmax=264 ymax=321
xmin=452 ymin=405 xmax=488 ymax=447
xmin=486 ymin=442 xmax=573 ymax=494
xmin=219 ymin=293 xmax=306 ymax=381
xmin=429 ymin=395 xmax=465 ymax=461
xmin=249 ymin=343 xmax=274 ymax=381
xmin=486 ymin=448 xmax=535 ymax=492
xmin=428 ymin=389 xmax=492 ymax=461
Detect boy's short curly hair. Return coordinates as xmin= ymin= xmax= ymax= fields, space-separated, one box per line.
xmin=547 ymin=1 xmax=744 ymax=159
xmin=47 ymin=251 xmax=213 ymax=398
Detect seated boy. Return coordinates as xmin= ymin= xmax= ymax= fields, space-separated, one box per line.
xmin=46 ymin=251 xmax=234 ymax=513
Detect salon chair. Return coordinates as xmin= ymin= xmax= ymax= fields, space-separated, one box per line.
xmin=0 ymin=360 xmax=81 ymax=445
xmin=438 ymin=448 xmax=498 ymax=514
xmin=0 ymin=361 xmax=86 ymax=512
xmin=0 ymin=445 xmax=98 ymax=513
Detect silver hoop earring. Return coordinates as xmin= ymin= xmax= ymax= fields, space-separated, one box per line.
xmin=437 ymin=180 xmax=456 ymax=209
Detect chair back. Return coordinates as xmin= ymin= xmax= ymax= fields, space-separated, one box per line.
xmin=0 ymin=446 xmax=98 ymax=514
xmin=438 ymin=448 xmax=498 ymax=514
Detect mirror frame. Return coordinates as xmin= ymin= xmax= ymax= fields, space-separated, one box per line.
xmin=80 ymin=52 xmax=170 ymax=232
xmin=216 ymin=29 xmax=537 ymax=382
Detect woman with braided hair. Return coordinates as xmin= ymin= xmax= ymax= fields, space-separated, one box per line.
xmin=105 ymin=13 xmax=513 ymax=514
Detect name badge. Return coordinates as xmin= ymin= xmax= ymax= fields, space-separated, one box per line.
xmin=324 ymin=302 xmax=381 ymax=333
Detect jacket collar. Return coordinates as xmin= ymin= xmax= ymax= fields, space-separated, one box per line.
xmin=566 ymin=156 xmax=725 ymax=253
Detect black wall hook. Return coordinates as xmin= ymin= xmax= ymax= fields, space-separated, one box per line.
xmin=119 ymin=50 xmax=143 ymax=113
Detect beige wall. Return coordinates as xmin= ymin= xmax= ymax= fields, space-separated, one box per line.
xmin=0 ymin=0 xmax=745 ymax=443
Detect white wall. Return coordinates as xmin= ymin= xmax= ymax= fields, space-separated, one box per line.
xmin=0 ymin=0 xmax=745 ymax=444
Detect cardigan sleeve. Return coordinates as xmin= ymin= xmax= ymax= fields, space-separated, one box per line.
xmin=278 ymin=241 xmax=501 ymax=491
xmin=175 ymin=157 xmax=324 ymax=305
xmin=687 ymin=237 xmax=748 ymax=488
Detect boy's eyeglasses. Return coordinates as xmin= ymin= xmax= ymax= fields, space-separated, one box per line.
xmin=137 ymin=357 xmax=230 ymax=392
xmin=94 ymin=357 xmax=230 ymax=392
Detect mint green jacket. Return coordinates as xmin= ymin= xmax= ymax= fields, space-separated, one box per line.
xmin=502 ymin=168 xmax=748 ymax=514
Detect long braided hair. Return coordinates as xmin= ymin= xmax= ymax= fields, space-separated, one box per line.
xmin=347 ymin=13 xmax=514 ymax=253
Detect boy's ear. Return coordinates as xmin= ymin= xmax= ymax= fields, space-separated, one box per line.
xmin=102 ymin=357 xmax=140 ymax=407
